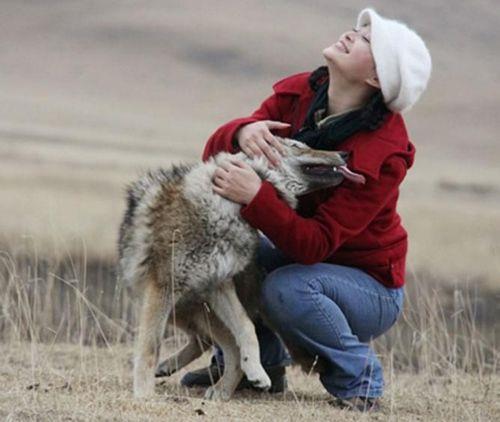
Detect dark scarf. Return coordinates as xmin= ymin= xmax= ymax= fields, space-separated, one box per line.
xmin=293 ymin=66 xmax=390 ymax=151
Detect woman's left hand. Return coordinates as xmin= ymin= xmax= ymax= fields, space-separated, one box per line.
xmin=212 ymin=158 xmax=262 ymax=205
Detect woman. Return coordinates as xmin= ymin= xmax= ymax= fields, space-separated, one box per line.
xmin=181 ymin=8 xmax=431 ymax=411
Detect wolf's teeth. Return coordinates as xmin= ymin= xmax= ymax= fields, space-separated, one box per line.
xmin=333 ymin=166 xmax=338 ymax=172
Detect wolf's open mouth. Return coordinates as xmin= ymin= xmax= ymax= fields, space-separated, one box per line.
xmin=302 ymin=164 xmax=366 ymax=184
xmin=302 ymin=164 xmax=337 ymax=176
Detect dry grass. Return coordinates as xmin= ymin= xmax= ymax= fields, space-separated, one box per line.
xmin=1 ymin=343 xmax=498 ymax=421
xmin=0 ymin=247 xmax=499 ymax=421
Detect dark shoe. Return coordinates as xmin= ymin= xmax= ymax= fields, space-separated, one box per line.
xmin=330 ymin=396 xmax=381 ymax=412
xmin=179 ymin=361 xmax=223 ymax=388
xmin=237 ymin=365 xmax=287 ymax=393
xmin=180 ymin=362 xmax=287 ymax=393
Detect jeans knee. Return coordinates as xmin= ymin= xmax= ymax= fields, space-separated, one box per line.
xmin=261 ymin=272 xmax=283 ymax=318
xmin=261 ymin=265 xmax=309 ymax=325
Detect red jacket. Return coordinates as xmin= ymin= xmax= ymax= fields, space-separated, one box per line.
xmin=202 ymin=72 xmax=415 ymax=288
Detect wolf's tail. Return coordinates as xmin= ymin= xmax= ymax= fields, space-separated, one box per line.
xmin=117 ymin=176 xmax=159 ymax=287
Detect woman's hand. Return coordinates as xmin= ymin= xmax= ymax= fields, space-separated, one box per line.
xmin=235 ymin=120 xmax=290 ymax=167
xmin=212 ymin=158 xmax=262 ymax=205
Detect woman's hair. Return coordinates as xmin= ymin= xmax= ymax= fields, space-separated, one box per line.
xmin=308 ymin=66 xmax=390 ymax=131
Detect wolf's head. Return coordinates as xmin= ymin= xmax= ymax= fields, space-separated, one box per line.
xmin=250 ymin=137 xmax=366 ymax=208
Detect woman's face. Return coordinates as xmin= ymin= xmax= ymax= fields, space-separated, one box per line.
xmin=323 ymin=25 xmax=379 ymax=88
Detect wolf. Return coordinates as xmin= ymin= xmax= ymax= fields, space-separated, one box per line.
xmin=118 ymin=137 xmax=366 ymax=399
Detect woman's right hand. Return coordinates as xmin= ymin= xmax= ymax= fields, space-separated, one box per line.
xmin=235 ymin=120 xmax=290 ymax=167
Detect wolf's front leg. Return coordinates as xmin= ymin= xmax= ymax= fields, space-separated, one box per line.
xmin=207 ymin=281 xmax=271 ymax=391
xmin=134 ymin=279 xmax=169 ymax=398
xmin=203 ymin=322 xmax=243 ymax=401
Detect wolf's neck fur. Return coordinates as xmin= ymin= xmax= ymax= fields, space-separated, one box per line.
xmin=182 ymin=151 xmax=297 ymax=219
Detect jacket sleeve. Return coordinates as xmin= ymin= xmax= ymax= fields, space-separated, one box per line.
xmin=201 ymin=93 xmax=290 ymax=161
xmin=239 ymin=155 xmax=408 ymax=264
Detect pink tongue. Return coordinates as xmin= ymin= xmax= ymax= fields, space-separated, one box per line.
xmin=338 ymin=165 xmax=366 ymax=184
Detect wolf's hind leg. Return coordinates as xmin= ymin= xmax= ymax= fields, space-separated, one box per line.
xmin=155 ymin=334 xmax=209 ymax=377
xmin=207 ymin=282 xmax=271 ymax=391
xmin=133 ymin=278 xmax=169 ymax=398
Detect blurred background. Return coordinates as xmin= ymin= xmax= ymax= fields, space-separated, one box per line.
xmin=1 ymin=0 xmax=499 ymax=286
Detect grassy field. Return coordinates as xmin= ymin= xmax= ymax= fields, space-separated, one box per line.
xmin=1 ymin=342 xmax=498 ymax=421
xmin=0 ymin=252 xmax=498 ymax=420
xmin=1 ymin=1 xmax=500 ymax=420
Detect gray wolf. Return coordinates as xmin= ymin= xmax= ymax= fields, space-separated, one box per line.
xmin=118 ymin=137 xmax=360 ymax=399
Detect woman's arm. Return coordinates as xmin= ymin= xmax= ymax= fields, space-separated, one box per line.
xmin=239 ymin=155 xmax=408 ymax=264
xmin=202 ymin=93 xmax=293 ymax=161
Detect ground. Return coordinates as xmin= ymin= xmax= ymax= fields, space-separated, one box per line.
xmin=1 ymin=343 xmax=498 ymax=421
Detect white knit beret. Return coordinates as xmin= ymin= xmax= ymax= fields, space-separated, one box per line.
xmin=356 ymin=8 xmax=432 ymax=113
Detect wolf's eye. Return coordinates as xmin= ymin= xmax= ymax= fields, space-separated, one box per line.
xmin=290 ymin=142 xmax=308 ymax=150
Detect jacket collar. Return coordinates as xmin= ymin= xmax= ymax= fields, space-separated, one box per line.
xmin=272 ymin=72 xmax=415 ymax=180
xmin=346 ymin=114 xmax=415 ymax=180
xmin=272 ymin=72 xmax=312 ymax=96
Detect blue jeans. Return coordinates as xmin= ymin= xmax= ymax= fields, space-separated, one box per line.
xmin=216 ymin=235 xmax=404 ymax=399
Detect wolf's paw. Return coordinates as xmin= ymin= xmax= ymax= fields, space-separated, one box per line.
xmin=133 ymin=379 xmax=155 ymax=398
xmin=241 ymin=361 xmax=271 ymax=391
xmin=155 ymin=361 xmax=176 ymax=378
xmin=204 ymin=386 xmax=231 ymax=401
